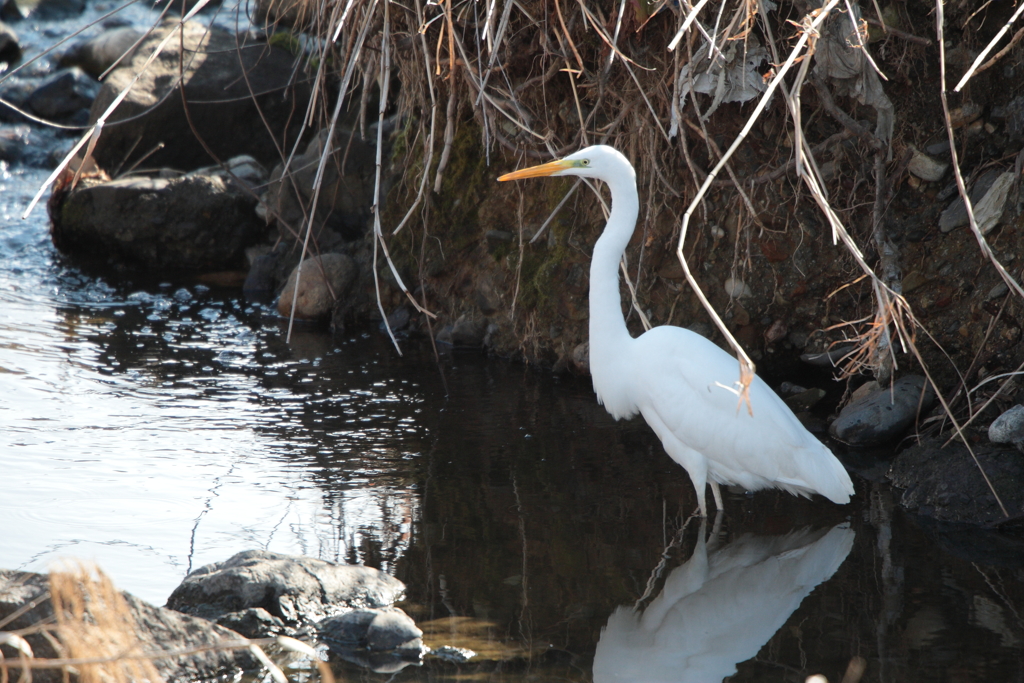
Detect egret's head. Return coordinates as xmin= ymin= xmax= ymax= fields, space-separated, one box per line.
xmin=498 ymin=145 xmax=631 ymax=183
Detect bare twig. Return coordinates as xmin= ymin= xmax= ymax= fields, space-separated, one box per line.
xmin=953 ymin=0 xmax=1024 ymax=92
xmin=965 ymin=23 xmax=1024 ymax=81
xmin=863 ymin=17 xmax=932 ymax=46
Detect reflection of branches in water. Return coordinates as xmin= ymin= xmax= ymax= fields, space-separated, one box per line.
xmin=869 ymin=484 xmax=900 ymax=683
xmin=511 ymin=471 xmax=532 ymax=649
xmin=320 ymin=487 xmax=418 ymax=573
xmin=634 ymin=509 xmax=704 ymax=612
xmin=188 ymin=462 xmax=237 ymax=575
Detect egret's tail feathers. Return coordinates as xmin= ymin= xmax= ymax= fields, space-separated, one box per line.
xmin=775 ymin=445 xmax=855 ymax=505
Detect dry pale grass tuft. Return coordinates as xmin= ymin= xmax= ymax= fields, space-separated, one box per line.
xmin=49 ymin=561 xmax=165 ymax=683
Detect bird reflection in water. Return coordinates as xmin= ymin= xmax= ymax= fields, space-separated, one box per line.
xmin=593 ymin=516 xmax=854 ymax=682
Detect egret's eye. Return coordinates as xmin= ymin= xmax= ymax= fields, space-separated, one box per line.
xmin=581 ymin=159 xmax=591 ymax=166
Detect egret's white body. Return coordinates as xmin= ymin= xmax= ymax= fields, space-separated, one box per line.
xmin=499 ymin=145 xmax=854 ymax=515
xmin=592 ymin=521 xmax=855 ymax=682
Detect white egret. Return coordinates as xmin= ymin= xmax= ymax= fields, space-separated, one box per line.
xmin=499 ymin=145 xmax=854 ymax=516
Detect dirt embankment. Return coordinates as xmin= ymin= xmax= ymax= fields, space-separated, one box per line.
xmin=375 ymin=0 xmax=1024 ymax=426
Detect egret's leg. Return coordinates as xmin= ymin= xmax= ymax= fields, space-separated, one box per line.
xmin=688 ymin=471 xmax=709 ymax=517
xmin=648 ymin=422 xmax=709 ymax=517
xmin=711 ymin=509 xmax=723 ymax=539
xmin=710 ymin=481 xmax=723 ymax=512
xmin=706 ymin=510 xmax=724 ymax=552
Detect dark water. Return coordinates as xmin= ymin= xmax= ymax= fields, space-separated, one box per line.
xmin=3 ymin=169 xmax=1024 ymax=681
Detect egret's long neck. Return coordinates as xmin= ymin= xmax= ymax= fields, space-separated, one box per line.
xmin=589 ymin=170 xmax=639 ymax=355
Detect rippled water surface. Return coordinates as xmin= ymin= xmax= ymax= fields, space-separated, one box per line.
xmin=2 ymin=165 xmax=1024 ymax=682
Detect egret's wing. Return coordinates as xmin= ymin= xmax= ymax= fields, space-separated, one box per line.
xmin=630 ymin=326 xmax=809 ymax=457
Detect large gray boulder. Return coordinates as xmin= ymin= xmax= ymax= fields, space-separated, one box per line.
xmin=888 ymin=438 xmax=1024 ymax=525
xmin=829 ymin=375 xmax=935 ymax=446
xmin=48 ymin=173 xmax=264 ymax=270
xmin=166 ymin=550 xmax=406 ymax=636
xmin=88 ymin=19 xmax=312 ymax=172
xmin=0 ymin=570 xmax=256 ymax=683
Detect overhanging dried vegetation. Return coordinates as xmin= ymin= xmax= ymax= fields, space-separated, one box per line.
xmin=28 ymin=0 xmax=1024 ymax=452
xmin=321 ymin=0 xmax=1023 ymax=418
xmin=328 ymin=0 xmax=1021 ymax=505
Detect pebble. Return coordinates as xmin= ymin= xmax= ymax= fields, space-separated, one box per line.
xmin=907 ymin=146 xmax=948 ymax=182
xmin=318 ymin=607 xmax=422 ymax=652
xmin=924 ymin=140 xmax=951 ymax=158
xmin=765 ymin=318 xmax=787 ymax=343
xmin=988 ymin=405 xmax=1024 ymax=451
xmin=242 ymin=249 xmax=279 ymax=294
xmin=190 ymin=154 xmax=268 ymax=189
xmin=277 ymin=253 xmax=357 ymax=321
xmin=724 ymin=276 xmax=752 ymax=299
xmin=946 ymin=102 xmax=982 ymax=128
xmin=829 ymin=375 xmax=935 ymax=446
xmin=450 ymin=314 xmax=486 ymax=347
xmin=986 ymin=282 xmax=1009 ymax=301
xmin=964 ymin=119 xmax=985 ymax=136
xmin=786 ymin=329 xmax=809 ymax=349
xmin=973 ymin=170 xmax=1014 ymax=235
xmin=850 ymin=380 xmax=879 ymax=403
xmin=385 ymin=305 xmax=411 ymax=333
xmin=778 ymin=381 xmax=807 ymax=395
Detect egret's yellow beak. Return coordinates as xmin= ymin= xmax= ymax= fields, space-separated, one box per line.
xmin=498 ymin=158 xmax=573 ymax=181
